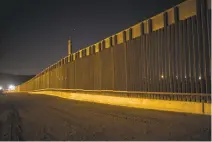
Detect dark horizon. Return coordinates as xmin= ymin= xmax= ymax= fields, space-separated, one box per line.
xmin=0 ymin=0 xmax=184 ymax=75
xmin=0 ymin=71 xmax=35 ymax=76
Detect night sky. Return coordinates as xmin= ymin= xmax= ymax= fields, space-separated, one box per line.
xmin=0 ymin=0 xmax=183 ymax=75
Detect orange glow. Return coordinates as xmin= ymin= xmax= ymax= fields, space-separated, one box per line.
xmin=30 ymin=91 xmax=211 ymax=115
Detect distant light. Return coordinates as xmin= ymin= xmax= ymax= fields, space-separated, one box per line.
xmin=185 ymin=76 xmax=187 ymax=79
xmin=8 ymin=85 xmax=15 ymax=91
xmin=176 ymin=76 xmax=178 ymax=79
xmin=199 ymin=76 xmax=201 ymax=80
xmin=161 ymin=75 xmax=164 ymax=79
xmin=0 ymin=86 xmax=2 ymax=90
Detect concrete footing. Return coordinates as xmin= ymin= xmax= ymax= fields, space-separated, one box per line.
xmin=28 ymin=90 xmax=211 ymax=115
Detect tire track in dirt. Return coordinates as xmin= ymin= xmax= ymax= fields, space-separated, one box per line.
xmin=10 ymin=104 xmax=24 ymax=141
xmin=0 ymin=104 xmax=23 ymax=141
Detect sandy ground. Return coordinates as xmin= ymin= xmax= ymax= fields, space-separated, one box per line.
xmin=0 ymin=92 xmax=210 ymax=141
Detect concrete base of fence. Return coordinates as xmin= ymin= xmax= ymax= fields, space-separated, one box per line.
xmin=27 ymin=90 xmax=211 ymax=115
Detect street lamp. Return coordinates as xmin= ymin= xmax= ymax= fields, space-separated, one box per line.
xmin=8 ymin=84 xmax=15 ymax=91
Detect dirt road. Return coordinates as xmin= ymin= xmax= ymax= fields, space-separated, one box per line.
xmin=0 ymin=93 xmax=210 ymax=141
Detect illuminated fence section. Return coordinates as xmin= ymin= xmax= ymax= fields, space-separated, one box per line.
xmin=16 ymin=0 xmax=211 ymax=102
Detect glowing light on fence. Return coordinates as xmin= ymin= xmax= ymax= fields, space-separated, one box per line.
xmin=161 ymin=75 xmax=164 ymax=79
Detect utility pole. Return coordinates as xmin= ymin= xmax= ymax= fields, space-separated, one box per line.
xmin=68 ymin=36 xmax=72 ymax=56
xmin=68 ymin=36 xmax=72 ymax=63
xmin=68 ymin=29 xmax=75 ymax=62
